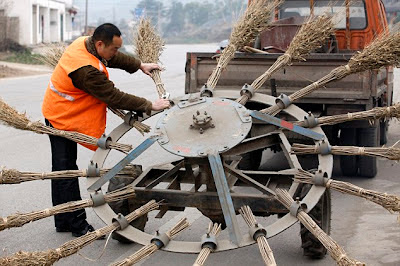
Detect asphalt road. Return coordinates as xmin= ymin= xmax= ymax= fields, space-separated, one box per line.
xmin=0 ymin=44 xmax=399 ymax=266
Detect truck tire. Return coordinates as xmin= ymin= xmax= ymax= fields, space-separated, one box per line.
xmin=380 ymin=120 xmax=388 ymax=145
xmin=339 ymin=128 xmax=358 ymax=176
xmin=238 ymin=150 xmax=263 ymax=170
xmin=300 ymin=184 xmax=331 ymax=259
xmin=357 ymin=127 xmax=378 ymax=178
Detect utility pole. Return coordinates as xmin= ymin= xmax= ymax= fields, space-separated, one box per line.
xmin=85 ymin=0 xmax=88 ymax=35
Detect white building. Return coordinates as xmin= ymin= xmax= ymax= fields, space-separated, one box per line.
xmin=6 ymin=0 xmax=78 ymax=45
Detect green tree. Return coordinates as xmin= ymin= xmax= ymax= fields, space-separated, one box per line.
xmin=133 ymin=0 xmax=164 ymax=27
xmin=184 ymin=2 xmax=214 ymax=26
xmin=164 ymin=1 xmax=185 ymax=35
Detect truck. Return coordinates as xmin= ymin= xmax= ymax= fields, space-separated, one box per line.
xmin=185 ymin=0 xmax=393 ymax=178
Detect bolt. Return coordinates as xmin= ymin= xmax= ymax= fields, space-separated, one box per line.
xmin=211 ymin=124 xmax=215 ymax=128
xmin=156 ymin=126 xmax=160 ymax=130
xmin=156 ymin=230 xmax=160 ymax=236
xmin=204 ymin=111 xmax=207 ymax=115
xmin=199 ymin=128 xmax=204 ymax=134
xmin=224 ymin=145 xmax=228 ymax=149
xmin=189 ymin=125 xmax=194 ymax=129
xmin=296 ymin=197 xmax=300 ymax=203
xmin=197 ymin=110 xmax=200 ymax=115
xmin=238 ymin=106 xmax=242 ymax=109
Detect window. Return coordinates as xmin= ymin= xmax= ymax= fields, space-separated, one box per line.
xmin=279 ymin=0 xmax=367 ymax=30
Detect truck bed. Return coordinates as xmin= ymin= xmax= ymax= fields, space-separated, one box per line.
xmin=185 ymin=52 xmax=389 ymax=111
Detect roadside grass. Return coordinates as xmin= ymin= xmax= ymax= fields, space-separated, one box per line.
xmin=2 ymin=51 xmax=44 ymax=65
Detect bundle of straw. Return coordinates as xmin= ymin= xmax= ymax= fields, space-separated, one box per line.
xmin=0 ymin=200 xmax=158 ymax=266
xmin=295 ymin=103 xmax=400 ymax=127
xmin=0 ymin=98 xmax=132 ymax=153
xmin=295 ymin=169 xmax=400 ymax=218
xmin=108 ymin=107 xmax=150 ymax=135
xmin=237 ymin=15 xmax=335 ymax=105
xmin=275 ymin=189 xmax=364 ymax=266
xmin=291 ymin=142 xmax=400 ymax=160
xmin=206 ymin=0 xmax=281 ymax=90
xmin=37 ymin=42 xmax=150 ymax=135
xmin=0 ymin=164 xmax=141 ymax=184
xmin=111 ymin=218 xmax=190 ymax=266
xmin=0 ymin=186 xmax=135 ymax=231
xmin=36 ymin=43 xmax=67 ymax=68
xmin=261 ymin=28 xmax=400 ymax=116
xmin=193 ymin=223 xmax=222 ymax=266
xmin=239 ymin=206 xmax=276 ymax=266
xmin=134 ymin=18 xmax=166 ymax=99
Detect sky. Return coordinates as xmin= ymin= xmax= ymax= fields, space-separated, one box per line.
xmin=72 ymin=0 xmax=198 ymax=25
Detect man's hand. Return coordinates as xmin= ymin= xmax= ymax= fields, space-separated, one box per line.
xmin=151 ymin=99 xmax=170 ymax=111
xmin=140 ymin=63 xmax=161 ymax=77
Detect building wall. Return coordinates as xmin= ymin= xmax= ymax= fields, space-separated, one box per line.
xmin=7 ymin=0 xmax=76 ymax=45
xmin=0 ymin=16 xmax=19 ymax=43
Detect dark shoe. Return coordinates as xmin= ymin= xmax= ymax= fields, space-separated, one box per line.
xmin=56 ymin=227 xmax=71 ymax=233
xmin=72 ymin=224 xmax=105 ymax=239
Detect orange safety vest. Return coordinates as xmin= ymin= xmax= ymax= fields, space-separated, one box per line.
xmin=42 ymin=36 xmax=109 ymax=151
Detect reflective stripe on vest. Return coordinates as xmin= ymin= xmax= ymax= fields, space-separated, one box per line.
xmin=49 ymin=81 xmax=75 ymax=102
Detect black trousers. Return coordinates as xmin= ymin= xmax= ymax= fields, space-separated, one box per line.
xmin=45 ymin=119 xmax=88 ymax=231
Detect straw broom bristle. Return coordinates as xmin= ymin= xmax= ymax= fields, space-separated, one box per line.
xmin=134 ymin=18 xmax=165 ymax=64
xmin=291 ymin=142 xmax=400 ymax=160
xmin=0 ymin=98 xmax=132 ymax=152
xmin=237 ymin=14 xmax=335 ymax=105
xmin=36 ymin=43 xmax=67 ymax=68
xmin=296 ymin=103 xmax=400 ymax=127
xmin=275 ymin=189 xmax=364 ymax=265
xmin=295 ymin=169 xmax=400 ymax=217
xmin=206 ymin=0 xmax=281 ymax=90
xmin=261 ymin=27 xmax=400 ymax=116
xmin=111 ymin=217 xmax=189 ymax=266
xmin=286 ymin=15 xmax=336 ymax=61
xmin=0 ymin=201 xmax=158 ymax=266
xmin=193 ymin=222 xmax=222 ymax=266
xmin=134 ymin=18 xmax=167 ymax=98
xmin=347 ymin=30 xmax=400 ymax=73
xmin=229 ymin=0 xmax=282 ymax=50
xmin=0 ymin=186 xmax=136 ymax=231
xmin=239 ymin=206 xmax=276 ymax=266
xmin=0 ymin=164 xmax=141 ymax=184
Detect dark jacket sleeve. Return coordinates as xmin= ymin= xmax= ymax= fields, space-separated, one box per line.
xmin=69 ymin=66 xmax=152 ymax=114
xmin=107 ymin=52 xmax=142 ymax=73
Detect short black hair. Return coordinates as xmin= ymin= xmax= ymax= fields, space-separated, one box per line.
xmin=92 ymin=23 xmax=121 ymax=46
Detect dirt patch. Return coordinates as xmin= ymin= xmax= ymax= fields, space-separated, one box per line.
xmin=0 ymin=65 xmax=43 ymax=78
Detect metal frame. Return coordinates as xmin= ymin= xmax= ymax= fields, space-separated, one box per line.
xmin=86 ymin=90 xmax=333 ymax=253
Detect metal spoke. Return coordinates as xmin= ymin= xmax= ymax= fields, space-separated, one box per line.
xmin=88 ymin=137 xmax=157 ymax=191
xmin=208 ymin=152 xmax=242 ymax=246
xmin=250 ymin=110 xmax=324 ymax=141
xmin=223 ymin=164 xmax=276 ymax=195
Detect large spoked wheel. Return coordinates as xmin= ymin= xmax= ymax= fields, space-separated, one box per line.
xmin=86 ymin=90 xmax=333 ymax=253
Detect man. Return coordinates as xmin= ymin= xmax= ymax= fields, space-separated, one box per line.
xmin=42 ymin=23 xmax=170 ymax=237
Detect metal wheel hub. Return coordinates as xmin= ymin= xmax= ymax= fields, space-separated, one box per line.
xmin=155 ymin=97 xmax=252 ymax=157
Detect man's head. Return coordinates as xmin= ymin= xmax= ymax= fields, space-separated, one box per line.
xmin=92 ymin=23 xmax=122 ymax=60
